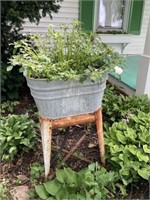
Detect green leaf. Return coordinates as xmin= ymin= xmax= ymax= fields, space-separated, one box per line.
xmin=128 ymin=145 xmax=137 ymax=155
xmin=136 ymin=150 xmax=149 ymax=162
xmin=94 ymin=192 xmax=102 ymax=200
xmin=131 ymin=161 xmax=140 ymax=170
xmin=143 ymin=145 xmax=150 ymax=153
xmin=116 ymin=183 xmax=127 ymax=196
xmin=88 ymin=163 xmax=96 ymax=171
xmin=44 ymin=180 xmax=60 ymax=196
xmin=9 ymin=146 xmax=17 ymax=154
xmin=111 ymin=156 xmax=120 ymax=163
xmin=116 ymin=131 xmax=126 ymax=144
xmin=64 ymin=168 xmax=77 ymax=185
xmin=56 ymin=169 xmax=66 ymax=183
xmin=56 ymin=186 xmax=68 ymax=200
xmin=35 ymin=185 xmax=49 ymax=199
xmin=138 ymin=168 xmax=150 ymax=180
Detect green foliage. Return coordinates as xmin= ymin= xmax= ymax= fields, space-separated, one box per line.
xmin=1 ymin=1 xmax=61 ymax=62
xmin=30 ymin=163 xmax=44 ymax=183
xmin=1 ymin=1 xmax=61 ymax=101
xmin=0 ymin=114 xmax=36 ymax=161
xmin=8 ymin=21 xmax=123 ymax=82
xmin=105 ymin=111 xmax=150 ymax=186
xmin=102 ymin=85 xmax=150 ymax=123
xmin=0 ymin=101 xmax=19 ymax=114
xmin=1 ymin=63 xmax=25 ymax=101
xmin=0 ymin=178 xmax=10 ymax=200
xmin=34 ymin=163 xmax=121 ymax=200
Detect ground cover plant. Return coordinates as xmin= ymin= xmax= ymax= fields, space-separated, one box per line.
xmin=0 ymin=84 xmax=149 ymax=199
xmin=105 ymin=111 xmax=150 ymax=186
xmin=102 ymin=84 xmax=150 ymax=124
xmin=34 ymin=163 xmax=120 ymax=200
xmin=0 ymin=114 xmax=37 ymax=161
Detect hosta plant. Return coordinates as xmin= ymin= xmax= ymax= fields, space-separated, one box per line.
xmin=0 ymin=114 xmax=36 ymax=161
xmin=102 ymin=84 xmax=150 ymax=123
xmin=8 ymin=21 xmax=123 ymax=82
xmin=34 ymin=163 xmax=122 ymax=200
xmin=105 ymin=111 xmax=150 ymax=186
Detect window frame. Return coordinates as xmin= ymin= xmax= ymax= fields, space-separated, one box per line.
xmin=79 ymin=0 xmax=144 ymax=35
xmin=95 ymin=0 xmax=131 ymax=33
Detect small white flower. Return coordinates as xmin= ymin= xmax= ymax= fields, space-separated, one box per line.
xmin=114 ymin=66 xmax=123 ymax=75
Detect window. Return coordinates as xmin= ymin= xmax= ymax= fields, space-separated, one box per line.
xmin=79 ymin=0 xmax=144 ymax=35
xmin=98 ymin=0 xmax=125 ymax=30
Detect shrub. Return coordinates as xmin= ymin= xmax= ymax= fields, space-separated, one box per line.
xmin=1 ymin=1 xmax=61 ymax=101
xmin=105 ymin=111 xmax=150 ymax=186
xmin=0 ymin=114 xmax=36 ymax=161
xmin=1 ymin=63 xmax=25 ymax=101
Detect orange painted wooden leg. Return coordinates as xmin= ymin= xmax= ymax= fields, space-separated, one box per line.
xmin=95 ymin=109 xmax=105 ymax=166
xmin=40 ymin=118 xmax=52 ymax=178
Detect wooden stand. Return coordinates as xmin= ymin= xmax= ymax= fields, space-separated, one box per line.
xmin=39 ymin=108 xmax=105 ymax=178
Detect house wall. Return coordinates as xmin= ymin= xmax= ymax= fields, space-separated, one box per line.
xmin=123 ymin=0 xmax=150 ymax=55
xmin=21 ymin=0 xmax=79 ymax=35
xmin=21 ymin=0 xmax=149 ymax=55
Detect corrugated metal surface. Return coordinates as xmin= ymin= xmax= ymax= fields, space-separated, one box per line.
xmin=25 ymin=75 xmax=108 ymax=119
xmin=124 ymin=0 xmax=150 ymax=54
xmin=21 ymin=0 xmax=79 ymax=35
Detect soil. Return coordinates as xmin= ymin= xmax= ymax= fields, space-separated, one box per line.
xmin=0 ymin=89 xmax=149 ymax=200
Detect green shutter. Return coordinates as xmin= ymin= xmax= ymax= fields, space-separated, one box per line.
xmin=127 ymin=0 xmax=144 ymax=35
xmin=79 ymin=0 xmax=95 ymax=32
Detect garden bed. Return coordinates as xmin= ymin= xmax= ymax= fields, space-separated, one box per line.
xmin=0 ymin=85 xmax=149 ymax=200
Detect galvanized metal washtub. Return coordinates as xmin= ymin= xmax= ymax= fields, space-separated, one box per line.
xmin=25 ymin=74 xmax=108 ymax=119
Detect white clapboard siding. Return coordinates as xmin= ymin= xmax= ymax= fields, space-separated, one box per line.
xmin=21 ymin=0 xmax=79 ymax=35
xmin=21 ymin=0 xmax=149 ymax=55
xmin=124 ymin=0 xmax=150 ymax=55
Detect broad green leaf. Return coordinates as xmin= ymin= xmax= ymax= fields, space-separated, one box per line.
xmin=56 ymin=169 xmax=66 ymax=183
xmin=85 ymin=188 xmax=91 ymax=199
xmin=35 ymin=185 xmax=49 ymax=200
xmin=76 ymin=193 xmax=86 ymax=200
xmin=64 ymin=168 xmax=77 ymax=185
xmin=118 ymin=154 xmax=124 ymax=160
xmin=131 ymin=161 xmax=140 ymax=170
xmin=94 ymin=192 xmax=102 ymax=200
xmin=136 ymin=150 xmax=149 ymax=162
xmin=44 ymin=180 xmax=60 ymax=196
xmin=138 ymin=168 xmax=150 ymax=180
xmin=7 ymin=136 xmax=13 ymax=142
xmin=126 ymin=127 xmax=137 ymax=141
xmin=143 ymin=145 xmax=150 ymax=153
xmin=128 ymin=145 xmax=137 ymax=155
xmin=116 ymin=131 xmax=126 ymax=144
xmin=88 ymin=163 xmax=96 ymax=171
xmin=56 ymin=186 xmax=68 ymax=200
xmin=119 ymin=167 xmax=130 ymax=177
xmin=111 ymin=156 xmax=120 ymax=163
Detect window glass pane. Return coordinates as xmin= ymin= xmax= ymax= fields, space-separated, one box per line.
xmin=99 ymin=0 xmax=124 ymax=29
